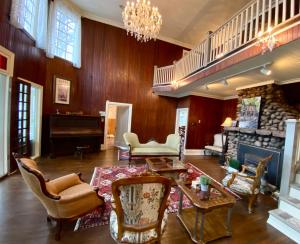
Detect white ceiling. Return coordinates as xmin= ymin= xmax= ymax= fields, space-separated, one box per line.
xmin=69 ymin=0 xmax=252 ymax=48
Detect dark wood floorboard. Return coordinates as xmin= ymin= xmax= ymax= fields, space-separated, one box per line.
xmin=0 ymin=149 xmax=294 ymax=244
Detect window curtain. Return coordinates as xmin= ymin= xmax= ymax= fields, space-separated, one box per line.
xmin=10 ymin=0 xmax=26 ymax=29
xmin=47 ymin=0 xmax=81 ymax=68
xmin=35 ymin=0 xmax=48 ymax=50
xmin=10 ymin=0 xmax=48 ymax=50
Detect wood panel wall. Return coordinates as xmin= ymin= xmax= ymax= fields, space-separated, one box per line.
xmin=43 ymin=18 xmax=184 ymax=146
xmin=177 ymin=96 xmax=238 ymax=149
xmin=222 ymin=99 xmax=238 ymax=122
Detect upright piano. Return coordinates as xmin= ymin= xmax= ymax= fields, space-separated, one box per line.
xmin=49 ymin=114 xmax=104 ymax=157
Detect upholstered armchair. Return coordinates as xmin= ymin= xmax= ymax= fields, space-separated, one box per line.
xmin=110 ymin=175 xmax=172 ymax=243
xmin=222 ymin=155 xmax=272 ymax=213
xmin=13 ymin=153 xmax=104 ymax=240
xmin=123 ymin=132 xmax=181 ymax=162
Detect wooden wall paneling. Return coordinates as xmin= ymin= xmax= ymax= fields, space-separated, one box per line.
xmin=222 ymin=99 xmax=238 ymax=122
xmin=44 ymin=57 xmax=79 ymax=114
xmin=185 ymin=96 xmax=223 ymax=149
xmin=177 ymin=96 xmax=191 ymax=108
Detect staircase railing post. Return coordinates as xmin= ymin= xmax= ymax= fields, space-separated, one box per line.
xmin=153 ymin=65 xmax=158 ymax=86
xmin=280 ymin=119 xmax=300 ymax=196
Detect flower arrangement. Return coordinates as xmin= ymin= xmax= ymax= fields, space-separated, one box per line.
xmin=199 ymin=175 xmax=211 ymax=185
xmin=199 ymin=175 xmax=211 ymax=192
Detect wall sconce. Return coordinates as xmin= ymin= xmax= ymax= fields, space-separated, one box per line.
xmin=257 ymin=27 xmax=277 ymax=55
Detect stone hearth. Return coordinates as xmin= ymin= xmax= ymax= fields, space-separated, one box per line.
xmin=226 ymin=84 xmax=300 ymax=159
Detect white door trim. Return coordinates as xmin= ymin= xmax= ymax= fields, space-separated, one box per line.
xmin=175 ymin=108 xmax=189 ymax=150
xmin=0 ymin=45 xmax=14 ymax=176
xmin=0 ymin=45 xmax=15 ymax=77
xmin=104 ymin=101 xmax=133 ymax=150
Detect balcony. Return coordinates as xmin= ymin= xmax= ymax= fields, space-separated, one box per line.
xmin=153 ymin=0 xmax=300 ymax=94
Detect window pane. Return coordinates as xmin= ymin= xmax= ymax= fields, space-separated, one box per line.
xmin=18 ymin=102 xmax=23 ymax=111
xmin=24 ymin=102 xmax=28 ymax=111
xmin=23 ymin=120 xmax=27 ymax=128
xmin=53 ymin=7 xmax=78 ymax=64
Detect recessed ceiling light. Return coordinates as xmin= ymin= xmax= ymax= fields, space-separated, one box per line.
xmin=260 ymin=65 xmax=272 ymax=76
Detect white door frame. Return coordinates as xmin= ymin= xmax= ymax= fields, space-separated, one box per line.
xmin=0 ymin=45 xmax=15 ymax=177
xmin=175 ymin=108 xmax=189 ymax=151
xmin=104 ymin=101 xmax=132 ymax=150
xmin=18 ymin=77 xmax=43 ymax=159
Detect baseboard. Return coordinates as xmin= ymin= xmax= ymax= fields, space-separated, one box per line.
xmin=184 ymin=149 xmax=205 ymax=156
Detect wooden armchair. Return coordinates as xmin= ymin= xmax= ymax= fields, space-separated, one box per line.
xmin=110 ymin=175 xmax=172 ymax=243
xmin=13 ymin=153 xmax=105 ymax=240
xmin=222 ymin=155 xmax=272 ymax=213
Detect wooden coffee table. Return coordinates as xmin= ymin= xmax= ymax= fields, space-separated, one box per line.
xmin=176 ymin=180 xmax=236 ymax=244
xmin=146 ymin=157 xmax=188 ymax=184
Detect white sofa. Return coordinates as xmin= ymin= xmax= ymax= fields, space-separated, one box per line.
xmin=123 ymin=132 xmax=181 ymax=161
xmin=204 ymin=133 xmax=226 ymax=155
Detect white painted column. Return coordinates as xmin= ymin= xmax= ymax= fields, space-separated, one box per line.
xmin=280 ymin=119 xmax=300 ymax=196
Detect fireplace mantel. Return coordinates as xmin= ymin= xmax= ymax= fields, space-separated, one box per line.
xmin=225 ymin=127 xmax=286 ymax=138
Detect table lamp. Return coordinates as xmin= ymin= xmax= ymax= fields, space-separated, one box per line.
xmin=220 ymin=117 xmax=232 ymax=164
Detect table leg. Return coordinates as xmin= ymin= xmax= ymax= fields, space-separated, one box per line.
xmin=226 ymin=207 xmax=233 ymax=236
xmin=178 ymin=190 xmax=183 ymax=215
xmin=199 ymin=211 xmax=205 ymax=242
xmin=194 ymin=208 xmax=199 ymax=240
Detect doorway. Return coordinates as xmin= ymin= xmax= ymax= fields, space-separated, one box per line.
xmin=175 ymin=108 xmax=189 ymax=151
xmin=104 ymin=101 xmax=132 ymax=150
xmin=16 ymin=78 xmax=43 ymax=159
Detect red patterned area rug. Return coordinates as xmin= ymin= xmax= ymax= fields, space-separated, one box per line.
xmin=74 ymin=163 xmax=240 ymax=230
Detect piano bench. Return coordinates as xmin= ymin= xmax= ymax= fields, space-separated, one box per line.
xmin=76 ymin=145 xmax=90 ymax=160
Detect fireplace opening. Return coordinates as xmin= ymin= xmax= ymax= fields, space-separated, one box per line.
xmin=237 ymin=143 xmax=283 ymax=188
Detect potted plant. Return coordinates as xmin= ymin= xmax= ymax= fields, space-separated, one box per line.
xmin=199 ymin=175 xmax=211 ymax=192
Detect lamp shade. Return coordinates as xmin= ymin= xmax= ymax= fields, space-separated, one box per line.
xmin=221 ymin=117 xmax=232 ymax=127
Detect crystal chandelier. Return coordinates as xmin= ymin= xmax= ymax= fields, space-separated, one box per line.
xmin=122 ymin=0 xmax=162 ymax=42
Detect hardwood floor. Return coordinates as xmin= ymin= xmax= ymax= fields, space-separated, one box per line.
xmin=0 ymin=150 xmax=294 ymax=244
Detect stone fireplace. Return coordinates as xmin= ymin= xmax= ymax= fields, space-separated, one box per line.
xmin=226 ymin=84 xmax=300 ymax=169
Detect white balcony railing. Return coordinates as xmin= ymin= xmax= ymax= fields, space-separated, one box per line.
xmin=153 ymin=64 xmax=175 ymax=86
xmin=153 ymin=0 xmax=300 ymax=87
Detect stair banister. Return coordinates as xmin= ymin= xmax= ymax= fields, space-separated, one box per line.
xmin=280 ymin=119 xmax=300 ymax=196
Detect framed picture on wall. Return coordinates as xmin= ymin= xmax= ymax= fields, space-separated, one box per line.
xmin=239 ymin=96 xmax=261 ymax=129
xmin=54 ymin=76 xmax=71 ymax=104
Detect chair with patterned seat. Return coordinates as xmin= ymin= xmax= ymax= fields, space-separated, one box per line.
xmin=110 ymin=175 xmax=172 ymax=243
xmin=222 ymin=155 xmax=272 ymax=213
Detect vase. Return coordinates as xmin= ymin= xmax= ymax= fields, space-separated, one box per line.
xmin=200 ymin=184 xmax=209 ymax=192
